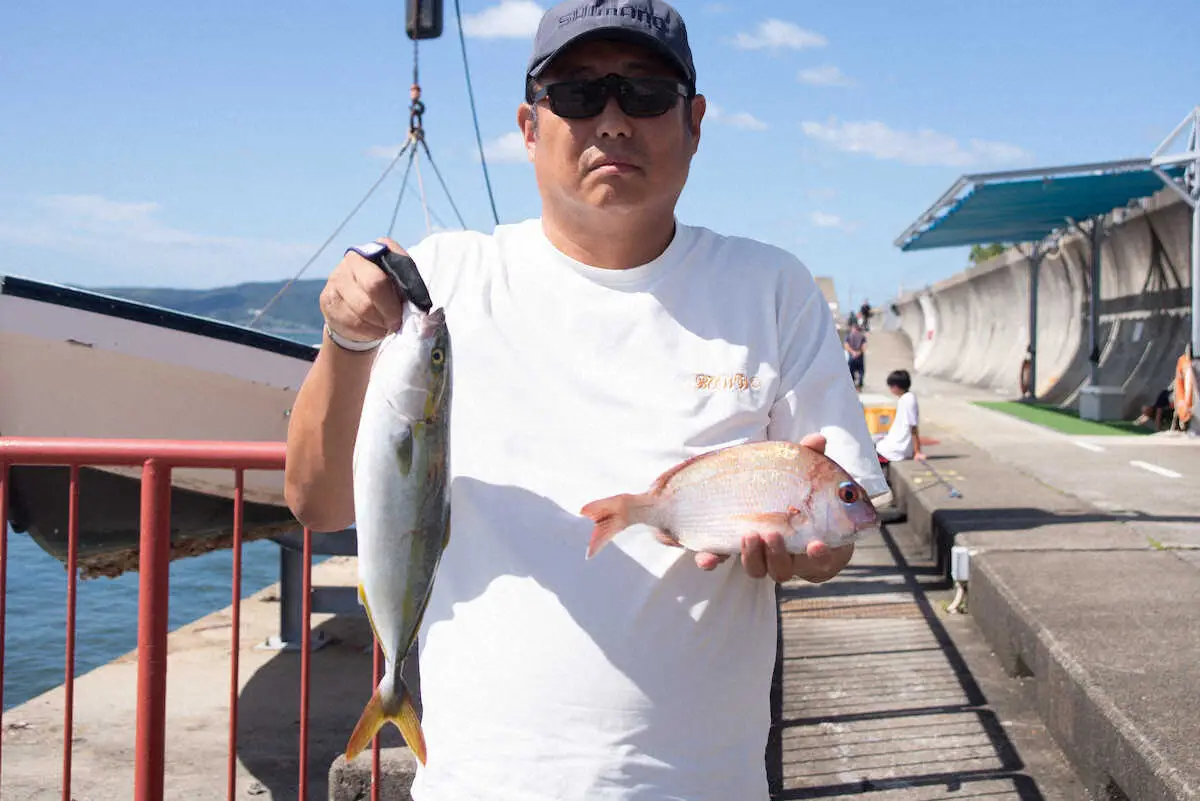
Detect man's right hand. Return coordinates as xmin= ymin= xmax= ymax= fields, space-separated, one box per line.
xmin=319 ymin=237 xmax=410 ymax=346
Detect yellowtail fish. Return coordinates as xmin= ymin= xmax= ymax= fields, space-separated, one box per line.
xmin=580 ymin=440 xmax=878 ymax=559
xmin=344 ymin=306 xmax=452 ymax=766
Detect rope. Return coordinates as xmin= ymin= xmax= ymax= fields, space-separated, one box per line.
xmin=247 ymin=135 xmax=415 ymax=328
xmin=418 ymin=137 xmax=467 ymax=229
xmin=455 ymin=0 xmax=500 ymax=226
xmin=387 ymin=145 xmax=419 ymax=239
xmin=413 ymin=146 xmax=433 ymax=236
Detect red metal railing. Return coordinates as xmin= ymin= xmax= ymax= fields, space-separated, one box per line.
xmin=0 ymin=436 xmax=373 ymax=801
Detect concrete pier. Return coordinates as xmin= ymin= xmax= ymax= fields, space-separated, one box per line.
xmin=0 ymin=555 xmax=404 ymax=801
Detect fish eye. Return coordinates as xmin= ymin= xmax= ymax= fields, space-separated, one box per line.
xmin=430 ymin=348 xmax=445 ymax=365
xmin=837 ymin=482 xmax=860 ymax=505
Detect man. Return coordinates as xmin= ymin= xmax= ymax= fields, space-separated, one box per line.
xmin=284 ymin=1 xmax=887 ymax=798
xmin=844 ymin=320 xmax=866 ymax=390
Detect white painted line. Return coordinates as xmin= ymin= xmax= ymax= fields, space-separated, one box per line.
xmin=1130 ymin=460 xmax=1183 ymax=479
xmin=1072 ymin=441 xmax=1106 ymax=453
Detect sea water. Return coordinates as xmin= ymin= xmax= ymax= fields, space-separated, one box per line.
xmin=3 ymin=524 xmax=289 ymax=711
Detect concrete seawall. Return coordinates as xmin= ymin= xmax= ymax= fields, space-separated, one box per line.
xmin=894 ymin=190 xmax=1193 ymax=418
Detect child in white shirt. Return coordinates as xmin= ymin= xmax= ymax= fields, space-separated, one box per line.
xmin=876 ymin=369 xmax=925 ymax=463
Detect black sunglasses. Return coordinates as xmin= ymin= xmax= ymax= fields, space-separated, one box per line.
xmin=530 ymin=73 xmax=691 ymax=120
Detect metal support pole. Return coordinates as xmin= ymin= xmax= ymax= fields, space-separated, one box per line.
xmin=1089 ymin=219 xmax=1103 ymax=387
xmin=1193 ymin=198 xmax=1199 ymax=358
xmin=1191 ymin=117 xmax=1200 ymax=357
xmin=134 ymin=459 xmax=172 ymax=801
xmin=279 ymin=545 xmax=303 ymax=647
xmin=1028 ymin=244 xmax=1042 ymax=400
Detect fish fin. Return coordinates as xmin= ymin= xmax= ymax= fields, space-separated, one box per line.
xmin=394 ymin=425 xmax=414 ymax=476
xmin=344 ymin=682 xmax=427 ymax=765
xmin=579 ymin=493 xmax=653 ymax=559
xmin=393 ymin=686 xmax=427 ymax=765
xmin=649 ymin=448 xmax=725 ymax=493
xmin=733 ymin=512 xmax=797 ymax=537
xmin=357 ymin=584 xmax=388 ymax=664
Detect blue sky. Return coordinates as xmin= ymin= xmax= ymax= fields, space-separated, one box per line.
xmin=2 ymin=0 xmax=1197 ymax=314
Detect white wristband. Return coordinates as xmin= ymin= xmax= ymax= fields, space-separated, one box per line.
xmin=324 ymin=323 xmax=383 ymax=352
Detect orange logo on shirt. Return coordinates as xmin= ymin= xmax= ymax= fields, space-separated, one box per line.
xmin=695 ymin=373 xmax=761 ymax=391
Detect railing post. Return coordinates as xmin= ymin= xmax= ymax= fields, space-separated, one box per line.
xmin=0 ymin=460 xmax=8 ymax=786
xmin=134 ymin=459 xmax=173 ymax=801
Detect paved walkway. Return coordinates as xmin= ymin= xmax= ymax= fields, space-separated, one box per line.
xmin=869 ymin=325 xmax=1200 ymax=547
xmin=767 ymin=324 xmax=1125 ymax=799
xmin=774 ymin=518 xmax=1089 ymax=800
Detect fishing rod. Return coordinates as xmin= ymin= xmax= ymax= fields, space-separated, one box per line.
xmin=923 ymin=460 xmax=962 ymax=499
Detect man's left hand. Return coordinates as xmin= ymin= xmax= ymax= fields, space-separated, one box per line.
xmin=692 ymin=433 xmax=856 ymax=583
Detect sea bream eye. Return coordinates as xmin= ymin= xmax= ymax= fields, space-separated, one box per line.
xmin=836 ymin=482 xmax=860 ymax=505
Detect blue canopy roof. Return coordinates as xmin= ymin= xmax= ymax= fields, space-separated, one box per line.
xmin=896 ymin=161 xmax=1183 ymax=251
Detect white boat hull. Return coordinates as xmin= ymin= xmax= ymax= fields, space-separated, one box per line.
xmin=0 ymin=275 xmax=320 ymax=575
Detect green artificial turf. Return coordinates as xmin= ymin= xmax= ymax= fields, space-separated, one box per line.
xmin=973 ymin=400 xmax=1152 ymax=436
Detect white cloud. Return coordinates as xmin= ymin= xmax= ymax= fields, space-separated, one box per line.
xmin=797 ymin=65 xmax=855 ymax=87
xmin=706 ymin=103 xmax=768 ymax=131
xmin=732 ymin=19 xmax=827 ymax=51
xmin=724 ymin=111 xmax=768 ymax=131
xmin=462 ymin=0 xmax=544 ymax=39
xmin=0 ymin=194 xmax=314 ymax=288
xmin=810 ymin=211 xmax=844 ymax=228
xmin=808 ymin=211 xmax=859 ymax=233
xmin=800 ymin=117 xmax=1034 ymax=167
xmin=482 ymin=131 xmax=529 ymax=163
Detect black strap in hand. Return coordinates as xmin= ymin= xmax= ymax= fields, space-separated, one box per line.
xmin=347 ymin=242 xmax=433 ymax=314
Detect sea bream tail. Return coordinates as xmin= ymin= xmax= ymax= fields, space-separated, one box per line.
xmin=344 ymin=675 xmax=426 ymax=765
xmin=579 ymin=492 xmax=658 ymax=559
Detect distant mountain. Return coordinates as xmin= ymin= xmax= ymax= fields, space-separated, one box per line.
xmin=98 ymin=279 xmax=327 ymax=342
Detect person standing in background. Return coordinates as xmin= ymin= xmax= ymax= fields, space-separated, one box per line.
xmin=844 ymin=321 xmax=866 ymax=391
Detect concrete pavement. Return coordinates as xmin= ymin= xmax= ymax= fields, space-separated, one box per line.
xmin=863 ymin=328 xmax=1200 ymax=800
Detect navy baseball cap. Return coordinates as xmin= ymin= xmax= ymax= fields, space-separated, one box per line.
xmin=525 ymin=0 xmax=696 ymax=98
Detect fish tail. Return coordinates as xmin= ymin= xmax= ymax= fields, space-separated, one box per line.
xmin=345 ymin=679 xmax=427 ymax=765
xmin=579 ymin=493 xmax=654 ymax=559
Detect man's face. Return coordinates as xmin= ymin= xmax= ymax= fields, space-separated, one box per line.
xmin=518 ymin=38 xmax=705 ymax=220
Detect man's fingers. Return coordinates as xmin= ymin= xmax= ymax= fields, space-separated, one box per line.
xmin=805 ymin=539 xmax=832 ymax=569
xmin=741 ymin=535 xmax=768 ymax=579
xmin=330 ymin=278 xmax=389 ymax=337
xmin=799 ymin=433 xmax=826 ymax=454
xmin=352 ymin=258 xmax=406 ymax=331
xmin=695 ymin=552 xmax=728 ymax=571
xmin=763 ymin=532 xmax=794 ymax=582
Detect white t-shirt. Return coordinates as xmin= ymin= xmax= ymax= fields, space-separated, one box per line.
xmin=389 ymin=218 xmax=887 ymax=801
xmin=876 ymin=391 xmax=919 ymax=462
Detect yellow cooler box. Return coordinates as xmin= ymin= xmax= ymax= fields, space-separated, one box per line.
xmin=858 ymin=393 xmax=896 ymax=436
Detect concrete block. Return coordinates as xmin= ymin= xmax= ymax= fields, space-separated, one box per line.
xmin=329 ymin=747 xmax=417 ymax=801
xmin=971 ymin=551 xmax=1200 ymax=801
xmin=1078 ymin=384 xmax=1124 ymax=421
